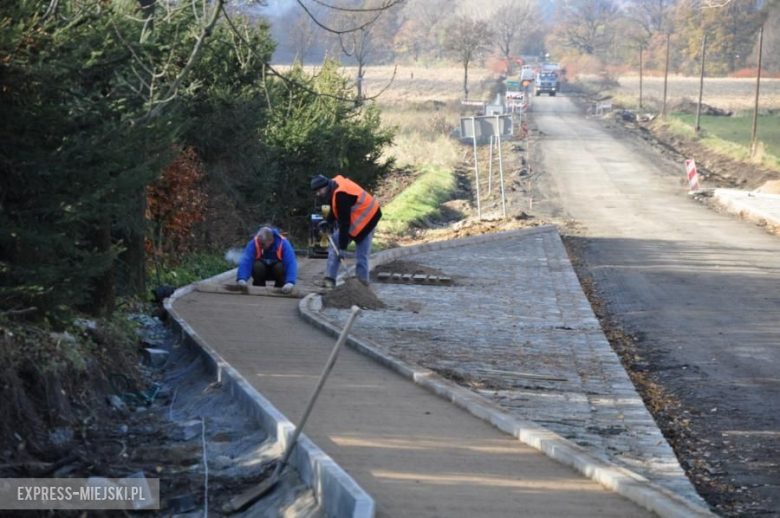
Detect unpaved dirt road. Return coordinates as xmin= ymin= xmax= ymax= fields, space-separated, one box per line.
xmin=530 ymin=95 xmax=780 ymax=516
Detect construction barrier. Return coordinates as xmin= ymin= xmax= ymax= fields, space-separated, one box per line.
xmin=685 ymin=159 xmax=701 ymax=191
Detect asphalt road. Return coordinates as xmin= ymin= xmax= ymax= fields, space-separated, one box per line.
xmin=530 ymin=95 xmax=780 ymax=516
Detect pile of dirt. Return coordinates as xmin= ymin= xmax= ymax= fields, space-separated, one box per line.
xmin=322 ymin=278 xmax=387 ymax=310
xmin=374 ymin=260 xmax=446 ymax=277
xmin=669 ymin=99 xmax=732 ymax=116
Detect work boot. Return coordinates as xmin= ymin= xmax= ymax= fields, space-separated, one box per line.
xmin=321 ymin=277 xmax=336 ymax=289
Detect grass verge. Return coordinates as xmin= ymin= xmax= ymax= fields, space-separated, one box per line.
xmin=654 ymin=115 xmax=780 ymax=172
xmin=671 ymin=113 xmax=780 ymax=158
xmin=379 ymin=164 xmax=457 ymax=235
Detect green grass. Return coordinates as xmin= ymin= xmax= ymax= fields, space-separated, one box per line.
xmin=654 ymin=114 xmax=780 ymax=172
xmin=655 ymin=116 xmax=697 ymax=139
xmin=671 ymin=113 xmax=780 ymax=157
xmin=379 ymin=164 xmax=457 ymax=235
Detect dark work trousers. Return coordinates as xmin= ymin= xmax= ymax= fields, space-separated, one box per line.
xmin=252 ymin=261 xmax=285 ymax=287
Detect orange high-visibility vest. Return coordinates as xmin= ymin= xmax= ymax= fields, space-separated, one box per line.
xmin=254 ymin=235 xmax=285 ymax=261
xmin=331 ymin=175 xmax=379 ymax=238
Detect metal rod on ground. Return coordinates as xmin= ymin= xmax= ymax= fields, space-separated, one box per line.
xmin=488 ymin=135 xmax=493 ymax=195
xmin=223 ymin=306 xmax=362 ymax=514
xmin=751 ymin=25 xmax=764 ymax=157
xmin=695 ymin=34 xmax=707 ymax=136
xmin=275 ymin=306 xmax=361 ymax=469
xmin=471 ymin=116 xmax=482 ymax=220
xmin=496 ymin=116 xmax=506 ymax=218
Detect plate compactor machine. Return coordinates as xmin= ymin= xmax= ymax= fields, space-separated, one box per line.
xmin=308 ymin=204 xmax=332 ymax=258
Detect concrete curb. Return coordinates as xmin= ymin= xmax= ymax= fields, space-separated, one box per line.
xmin=165 ymin=270 xmax=375 ymax=518
xmin=713 ymin=188 xmax=780 ymax=230
xmin=303 ymin=226 xmax=714 ymax=518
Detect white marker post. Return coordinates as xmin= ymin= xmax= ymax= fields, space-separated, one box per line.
xmin=496 ymin=115 xmax=507 ymax=218
xmin=488 ymin=135 xmax=494 ymax=195
xmin=471 ymin=116 xmax=482 ymax=220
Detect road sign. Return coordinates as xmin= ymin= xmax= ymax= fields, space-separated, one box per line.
xmin=460 ymin=115 xmax=513 ymax=141
xmin=685 ymin=159 xmax=700 ymax=191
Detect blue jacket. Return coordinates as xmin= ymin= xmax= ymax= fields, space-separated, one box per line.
xmin=237 ymin=229 xmax=297 ymax=285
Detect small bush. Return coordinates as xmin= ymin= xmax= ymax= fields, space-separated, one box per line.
xmin=150 ymin=253 xmax=232 ymax=289
xmin=729 ymin=68 xmax=780 ymax=79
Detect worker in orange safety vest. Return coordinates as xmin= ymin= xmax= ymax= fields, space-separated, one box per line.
xmin=310 ymin=174 xmax=382 ymax=287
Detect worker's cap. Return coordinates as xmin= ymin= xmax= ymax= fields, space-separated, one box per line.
xmin=310 ymin=174 xmax=330 ymax=191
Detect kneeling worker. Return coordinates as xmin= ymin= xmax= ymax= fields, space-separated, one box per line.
xmin=237 ymin=226 xmax=297 ymax=294
xmin=310 ymin=174 xmax=382 ymax=287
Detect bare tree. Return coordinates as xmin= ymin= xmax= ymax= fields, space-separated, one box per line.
xmin=557 ymin=0 xmax=620 ymax=56
xmin=111 ymin=0 xmax=228 ymax=121
xmin=444 ymin=15 xmax=494 ymax=99
xmin=294 ymin=0 xmax=403 ymax=35
xmin=491 ymin=0 xmax=536 ymax=60
xmin=327 ymin=0 xmax=401 ymax=99
xmin=285 ymin=8 xmax=321 ymax=63
xmin=400 ymin=0 xmax=452 ymax=60
xmin=344 ymin=27 xmax=373 ymax=99
xmin=393 ymin=18 xmax=426 ymax=61
xmin=760 ymin=1 xmax=780 ymax=73
xmin=625 ymin=0 xmax=676 ymax=37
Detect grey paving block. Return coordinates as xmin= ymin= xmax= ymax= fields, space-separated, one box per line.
xmin=321 ymin=229 xmax=705 ymax=509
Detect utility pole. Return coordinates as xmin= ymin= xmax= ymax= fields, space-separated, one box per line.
xmin=662 ymin=33 xmax=670 ymax=118
xmin=751 ymin=26 xmax=764 ymax=157
xmin=695 ymin=34 xmax=707 ymax=136
xmin=639 ymin=46 xmax=643 ymax=110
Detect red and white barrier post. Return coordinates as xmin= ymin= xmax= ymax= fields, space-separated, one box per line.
xmin=685 ymin=159 xmax=701 ymax=191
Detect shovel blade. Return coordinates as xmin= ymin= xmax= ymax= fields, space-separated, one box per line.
xmin=223 ymin=475 xmax=280 ymax=514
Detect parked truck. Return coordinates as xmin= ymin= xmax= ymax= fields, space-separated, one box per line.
xmin=520 ymin=65 xmax=535 ymax=87
xmin=534 ymin=71 xmax=558 ymax=96
xmin=534 ymin=62 xmax=565 ymax=96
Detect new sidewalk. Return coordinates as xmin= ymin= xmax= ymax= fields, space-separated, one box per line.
xmin=172 ymin=284 xmax=652 ymax=516
xmin=318 ymin=226 xmax=710 ymax=512
xmin=713 ymin=188 xmax=780 ymax=231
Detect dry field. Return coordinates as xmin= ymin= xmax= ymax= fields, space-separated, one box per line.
xmin=358 ymin=65 xmax=497 ymax=104
xmin=280 ymin=63 xmax=780 ymax=112
xmin=277 ymin=64 xmax=498 ymax=104
xmin=358 ymin=67 xmax=780 ymax=113
xmin=604 ymin=74 xmax=780 ymax=113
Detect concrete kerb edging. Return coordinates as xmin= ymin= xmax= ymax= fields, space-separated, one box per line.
xmin=713 ymin=188 xmax=780 ymax=229
xmin=306 ymin=226 xmax=714 ymax=518
xmin=164 ymin=269 xmax=375 ymax=518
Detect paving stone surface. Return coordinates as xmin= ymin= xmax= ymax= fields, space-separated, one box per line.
xmin=323 ymin=230 xmax=706 ymax=506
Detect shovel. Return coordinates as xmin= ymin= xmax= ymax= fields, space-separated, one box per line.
xmin=327 ymin=235 xmax=351 ymax=284
xmin=223 ymin=305 xmax=362 ymax=514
